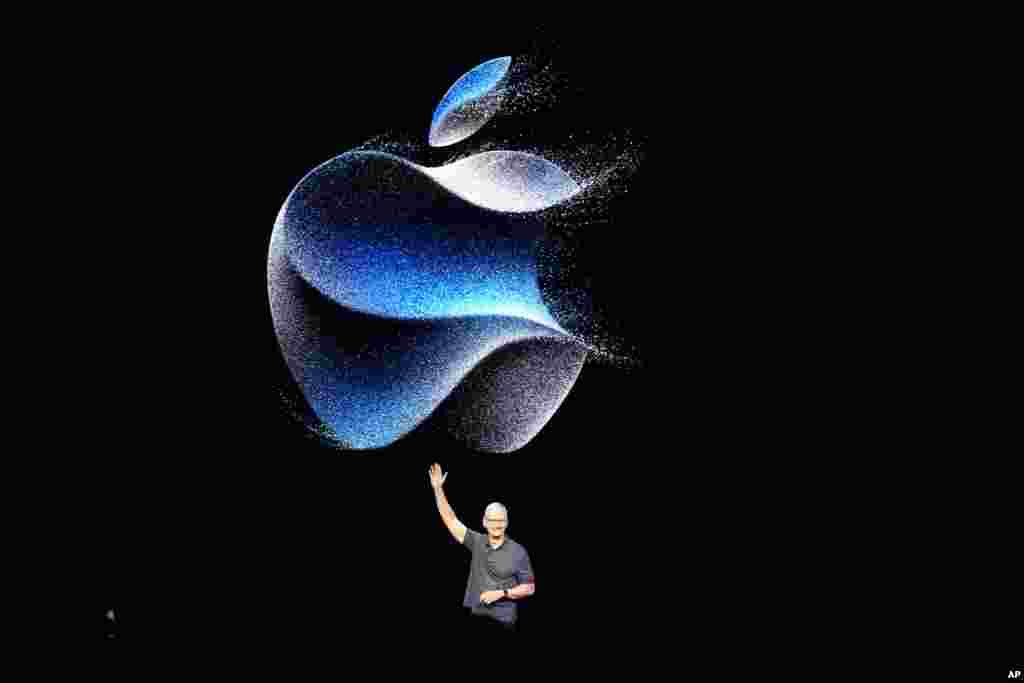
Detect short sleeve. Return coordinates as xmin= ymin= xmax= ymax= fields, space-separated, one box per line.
xmin=463 ymin=529 xmax=482 ymax=552
xmin=515 ymin=548 xmax=535 ymax=586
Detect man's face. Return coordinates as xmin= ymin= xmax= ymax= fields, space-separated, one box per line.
xmin=484 ymin=513 xmax=507 ymax=536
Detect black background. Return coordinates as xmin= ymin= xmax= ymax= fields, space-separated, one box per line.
xmin=92 ymin=9 xmax=1021 ymax=672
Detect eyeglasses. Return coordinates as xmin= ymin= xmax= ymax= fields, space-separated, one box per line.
xmin=484 ymin=519 xmax=507 ymax=524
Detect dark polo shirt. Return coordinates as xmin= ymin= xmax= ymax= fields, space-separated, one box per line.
xmin=462 ymin=529 xmax=535 ymax=624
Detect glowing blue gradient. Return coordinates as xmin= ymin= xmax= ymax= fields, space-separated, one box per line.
xmin=282 ymin=151 xmax=565 ymax=331
xmin=293 ymin=312 xmax=568 ymax=450
xmin=429 ymin=56 xmax=511 ymax=147
xmin=267 ymin=146 xmax=586 ymax=450
xmin=288 ymin=220 xmax=560 ymax=329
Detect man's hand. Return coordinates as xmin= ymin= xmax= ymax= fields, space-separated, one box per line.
xmin=428 ymin=463 xmax=448 ymax=489
xmin=479 ymin=590 xmax=504 ymax=605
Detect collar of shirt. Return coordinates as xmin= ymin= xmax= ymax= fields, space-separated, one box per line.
xmin=486 ymin=537 xmax=508 ymax=551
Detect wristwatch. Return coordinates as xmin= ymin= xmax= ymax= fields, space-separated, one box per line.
xmin=503 ymin=589 xmax=509 ymax=599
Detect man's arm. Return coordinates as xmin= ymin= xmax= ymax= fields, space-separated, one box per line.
xmin=481 ymin=582 xmax=535 ymax=605
xmin=509 ymin=549 xmax=536 ymax=598
xmin=429 ymin=463 xmax=467 ymax=544
xmin=504 ymin=583 xmax=535 ymax=599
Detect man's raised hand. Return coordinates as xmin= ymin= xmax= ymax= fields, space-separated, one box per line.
xmin=428 ymin=463 xmax=448 ymax=489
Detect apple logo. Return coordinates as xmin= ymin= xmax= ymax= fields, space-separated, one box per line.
xmin=268 ymin=55 xmax=636 ymax=452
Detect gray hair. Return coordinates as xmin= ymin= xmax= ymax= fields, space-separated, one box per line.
xmin=484 ymin=502 xmax=508 ymax=522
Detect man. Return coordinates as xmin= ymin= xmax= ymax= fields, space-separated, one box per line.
xmin=428 ymin=463 xmax=535 ymax=633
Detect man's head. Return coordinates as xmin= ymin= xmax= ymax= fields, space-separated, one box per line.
xmin=483 ymin=502 xmax=508 ymax=540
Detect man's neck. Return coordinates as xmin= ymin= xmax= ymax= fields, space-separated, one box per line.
xmin=488 ymin=535 xmax=504 ymax=548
